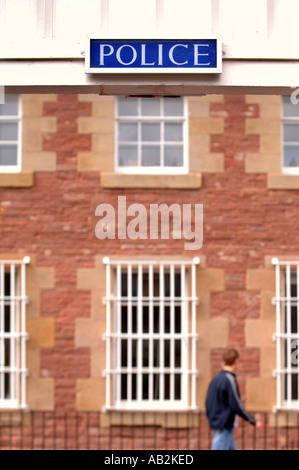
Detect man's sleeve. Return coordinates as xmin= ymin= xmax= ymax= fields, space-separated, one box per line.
xmin=224 ymin=373 xmax=256 ymax=425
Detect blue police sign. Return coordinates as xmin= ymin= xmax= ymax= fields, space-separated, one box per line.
xmin=86 ymin=38 xmax=222 ymax=73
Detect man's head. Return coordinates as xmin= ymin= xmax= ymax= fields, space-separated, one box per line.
xmin=222 ymin=348 xmax=239 ymax=368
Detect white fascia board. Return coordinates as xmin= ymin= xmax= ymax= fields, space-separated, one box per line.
xmin=0 ymin=40 xmax=84 ymax=59
xmin=223 ymin=41 xmax=299 ymax=60
xmin=2 ymin=39 xmax=299 ymax=60
xmin=1 ymin=58 xmax=299 ymax=95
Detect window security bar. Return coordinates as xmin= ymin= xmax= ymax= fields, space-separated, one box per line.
xmin=273 ymin=297 xmax=299 ymax=303
xmin=104 ymin=259 xmax=199 ymax=266
xmin=0 ymin=367 xmax=28 ymax=374
xmin=104 ymin=297 xmax=199 ymax=303
xmin=103 ymin=257 xmax=199 ymax=412
xmin=274 ymin=369 xmax=299 ymax=375
xmin=272 ymin=258 xmax=299 ymax=410
xmin=0 ymin=257 xmax=30 ymax=409
xmin=0 ymin=332 xmax=29 ymax=339
xmin=0 ymin=296 xmax=29 ymax=301
xmin=104 ymin=333 xmax=198 ymax=340
xmin=273 ymin=333 xmax=299 ymax=340
xmin=104 ymin=368 xmax=199 ymax=376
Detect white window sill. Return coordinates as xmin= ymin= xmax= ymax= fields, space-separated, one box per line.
xmin=103 ymin=405 xmax=199 ymax=413
xmin=0 ymin=403 xmax=28 ymax=411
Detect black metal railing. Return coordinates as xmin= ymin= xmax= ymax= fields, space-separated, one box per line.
xmin=0 ymin=411 xmax=298 ymax=450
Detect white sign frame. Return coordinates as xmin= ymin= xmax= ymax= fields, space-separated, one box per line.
xmin=85 ymin=36 xmax=222 ymax=74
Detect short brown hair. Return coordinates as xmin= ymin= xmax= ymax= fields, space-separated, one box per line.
xmin=223 ymin=348 xmax=239 ymax=366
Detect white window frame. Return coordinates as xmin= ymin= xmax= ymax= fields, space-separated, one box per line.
xmin=103 ymin=257 xmax=199 ymax=412
xmin=115 ymin=97 xmax=188 ymax=175
xmin=0 ymin=257 xmax=30 ymax=410
xmin=281 ymin=96 xmax=299 ymax=175
xmin=0 ymin=95 xmax=22 ymax=173
xmin=273 ymin=257 xmax=299 ymax=411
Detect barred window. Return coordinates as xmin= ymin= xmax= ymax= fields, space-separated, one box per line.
xmin=273 ymin=258 xmax=299 ymax=410
xmin=116 ymin=97 xmax=188 ymax=174
xmin=0 ymin=258 xmax=29 ymax=409
xmin=103 ymin=258 xmax=199 ymax=411
xmin=0 ymin=95 xmax=21 ymax=172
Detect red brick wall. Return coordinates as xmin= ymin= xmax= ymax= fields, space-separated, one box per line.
xmin=0 ymin=94 xmax=295 ymax=411
xmin=0 ymin=411 xmax=297 ymax=450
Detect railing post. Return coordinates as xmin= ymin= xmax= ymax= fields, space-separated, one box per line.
xmin=286 ymin=413 xmax=289 ymax=450
xmin=263 ymin=412 xmax=267 ymax=450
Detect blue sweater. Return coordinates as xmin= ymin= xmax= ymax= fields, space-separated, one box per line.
xmin=205 ymin=370 xmax=256 ymax=431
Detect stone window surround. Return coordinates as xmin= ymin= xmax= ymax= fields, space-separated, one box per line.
xmin=245 ymin=95 xmax=299 ymax=190
xmin=77 ymin=94 xmax=225 ymax=189
xmin=0 ymin=95 xmax=57 ymax=188
xmin=115 ymin=96 xmax=188 ymax=175
xmin=0 ymin=254 xmax=55 ymax=412
xmin=75 ymin=254 xmax=226 ymax=421
xmin=0 ymin=94 xmax=225 ymax=190
xmin=1 ymin=94 xmax=298 ymax=190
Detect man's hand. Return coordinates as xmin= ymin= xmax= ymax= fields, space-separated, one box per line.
xmin=255 ymin=413 xmax=263 ymax=428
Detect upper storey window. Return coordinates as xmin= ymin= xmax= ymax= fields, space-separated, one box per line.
xmin=116 ymin=97 xmax=188 ymax=174
xmin=0 ymin=95 xmax=21 ymax=173
xmin=282 ymin=96 xmax=299 ymax=174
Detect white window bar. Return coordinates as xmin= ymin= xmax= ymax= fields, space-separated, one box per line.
xmin=181 ymin=263 xmax=188 ymax=405
xmin=137 ymin=263 xmax=143 ymax=403
xmin=191 ymin=260 xmax=197 ymax=409
xmin=159 ymin=263 xmax=165 ymax=405
xmin=103 ymin=257 xmax=199 ymax=411
xmin=115 ymin=263 xmax=121 ymax=404
xmin=0 ymin=257 xmax=29 ymax=409
xmin=20 ymin=260 xmax=27 ymax=409
xmin=273 ymin=258 xmax=299 ymax=410
xmin=10 ymin=263 xmax=16 ymax=403
xmin=148 ymin=263 xmax=153 ymax=402
xmin=105 ymin=259 xmax=111 ymax=409
xmin=286 ymin=264 xmax=292 ymax=406
xmin=127 ymin=263 xmax=133 ymax=402
xmin=274 ymin=258 xmax=281 ymax=409
xmin=170 ymin=263 xmax=175 ymax=402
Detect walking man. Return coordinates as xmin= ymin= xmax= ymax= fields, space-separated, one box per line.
xmin=205 ymin=348 xmax=262 ymax=450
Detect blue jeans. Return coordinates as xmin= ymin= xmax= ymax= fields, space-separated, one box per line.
xmin=212 ymin=428 xmax=237 ymax=450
